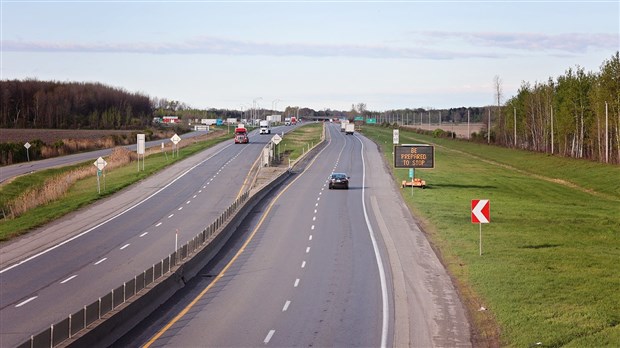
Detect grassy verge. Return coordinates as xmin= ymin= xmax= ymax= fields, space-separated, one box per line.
xmin=0 ymin=130 xmax=231 ymax=241
xmin=361 ymin=125 xmax=620 ymax=347
xmin=276 ymin=122 xmax=323 ymax=164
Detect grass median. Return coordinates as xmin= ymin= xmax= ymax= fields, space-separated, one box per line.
xmin=361 ymin=125 xmax=620 ymax=347
xmin=275 ymin=122 xmax=323 ymax=165
xmin=0 ymin=130 xmax=231 ymax=241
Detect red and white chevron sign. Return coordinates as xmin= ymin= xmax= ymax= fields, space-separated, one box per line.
xmin=471 ymin=199 xmax=490 ymax=224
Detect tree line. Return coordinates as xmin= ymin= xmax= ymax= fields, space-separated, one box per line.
xmin=0 ymin=79 xmax=153 ymax=129
xmin=498 ymin=52 xmax=619 ymax=164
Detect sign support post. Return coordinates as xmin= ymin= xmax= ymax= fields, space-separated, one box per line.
xmin=471 ymin=199 xmax=490 ymax=256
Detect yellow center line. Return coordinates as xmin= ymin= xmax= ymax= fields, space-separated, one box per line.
xmin=143 ymin=127 xmax=331 ymax=348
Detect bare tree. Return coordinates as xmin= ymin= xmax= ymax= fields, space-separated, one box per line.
xmin=494 ymin=75 xmax=504 ymax=144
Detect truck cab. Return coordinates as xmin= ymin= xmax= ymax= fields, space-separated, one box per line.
xmin=259 ymin=120 xmax=271 ymax=134
xmin=234 ymin=127 xmax=249 ymax=144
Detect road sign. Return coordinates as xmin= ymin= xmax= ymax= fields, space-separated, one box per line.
xmin=393 ymin=129 xmax=399 ymax=145
xmin=366 ymin=118 xmax=376 ymax=124
xmin=354 ymin=116 xmax=363 ymax=121
xmin=471 ymin=199 xmax=490 ymax=223
xmin=93 ymin=157 xmax=107 ymax=170
xmin=24 ymin=142 xmax=31 ymax=149
xmin=137 ymin=134 xmax=145 ymax=155
xmin=394 ymin=144 xmax=434 ymax=168
xmin=171 ymin=134 xmax=181 ymax=145
xmin=271 ymin=134 xmax=282 ymax=145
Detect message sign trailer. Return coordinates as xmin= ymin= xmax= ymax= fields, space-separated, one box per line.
xmin=471 ymin=199 xmax=490 ymax=256
xmin=394 ymin=144 xmax=433 ymax=193
xmin=393 ymin=144 xmax=435 ymax=169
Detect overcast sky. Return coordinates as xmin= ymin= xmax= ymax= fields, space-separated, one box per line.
xmin=1 ymin=0 xmax=618 ymax=112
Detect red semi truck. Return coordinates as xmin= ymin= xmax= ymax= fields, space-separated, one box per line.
xmin=234 ymin=127 xmax=249 ymax=144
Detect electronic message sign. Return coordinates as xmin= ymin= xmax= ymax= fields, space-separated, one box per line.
xmin=394 ymin=145 xmax=434 ymax=168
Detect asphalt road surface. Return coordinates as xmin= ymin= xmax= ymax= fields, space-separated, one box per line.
xmin=0 ymin=126 xmax=295 ymax=347
xmin=116 ymin=123 xmax=471 ymax=347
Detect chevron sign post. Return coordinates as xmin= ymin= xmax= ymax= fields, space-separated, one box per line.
xmin=471 ymin=199 xmax=490 ymax=255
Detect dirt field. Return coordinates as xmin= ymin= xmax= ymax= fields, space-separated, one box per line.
xmin=402 ymin=123 xmax=486 ymax=139
xmin=0 ymin=129 xmax=138 ymax=144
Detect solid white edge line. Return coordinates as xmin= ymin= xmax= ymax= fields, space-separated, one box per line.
xmin=15 ymin=296 xmax=37 ymax=308
xmin=264 ymin=329 xmax=275 ymax=344
xmin=357 ymin=134 xmax=389 ymax=348
xmin=0 ymin=142 xmax=233 ymax=274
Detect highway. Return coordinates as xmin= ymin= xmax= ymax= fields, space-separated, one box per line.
xmin=117 ymin=123 xmax=471 ymax=347
xmin=0 ymin=126 xmax=291 ymax=347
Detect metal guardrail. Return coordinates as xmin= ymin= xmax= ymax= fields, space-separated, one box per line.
xmin=17 ymin=190 xmax=251 ymax=348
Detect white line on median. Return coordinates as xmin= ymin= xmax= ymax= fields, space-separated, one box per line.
xmin=15 ymin=296 xmax=37 ymax=308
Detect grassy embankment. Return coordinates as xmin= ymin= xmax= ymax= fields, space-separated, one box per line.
xmin=361 ymin=126 xmax=620 ymax=347
xmin=0 ymin=129 xmax=231 ymax=241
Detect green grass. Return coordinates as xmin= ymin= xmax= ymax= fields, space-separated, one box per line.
xmin=277 ymin=122 xmax=323 ymax=163
xmin=0 ymin=131 xmax=231 ymax=240
xmin=361 ymin=126 xmax=620 ymax=347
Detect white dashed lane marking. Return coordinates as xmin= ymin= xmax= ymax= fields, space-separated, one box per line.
xmin=94 ymin=258 xmax=107 ymax=265
xmin=120 ymin=243 xmax=130 ymax=250
xmin=140 ymin=232 xmax=148 ymax=237
xmin=264 ymin=330 xmax=275 ymax=344
xmin=282 ymin=301 xmax=291 ymax=312
xmin=15 ymin=296 xmax=37 ymax=308
xmin=61 ymin=275 xmax=77 ymax=284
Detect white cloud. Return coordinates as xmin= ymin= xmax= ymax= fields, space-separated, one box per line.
xmin=417 ymin=31 xmax=618 ymax=53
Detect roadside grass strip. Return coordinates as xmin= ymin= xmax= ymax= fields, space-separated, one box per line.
xmin=361 ymin=126 xmax=620 ymax=347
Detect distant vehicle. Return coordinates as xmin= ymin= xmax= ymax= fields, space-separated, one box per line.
xmin=259 ymin=120 xmax=271 ymax=134
xmin=284 ymin=117 xmax=291 ymax=126
xmin=234 ymin=127 xmax=249 ymax=144
xmin=345 ymin=123 xmax=355 ymax=135
xmin=328 ymin=172 xmax=350 ymax=189
xmin=291 ymin=116 xmax=297 ymax=125
xmin=340 ymin=120 xmax=349 ymax=132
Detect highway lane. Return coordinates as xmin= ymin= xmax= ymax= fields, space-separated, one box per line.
xmin=126 ymin=123 xmax=388 ymax=347
xmin=0 ymin=125 xmax=295 ymax=347
xmin=120 ymin=122 xmax=470 ymax=347
xmin=0 ymin=130 xmax=208 ymax=184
